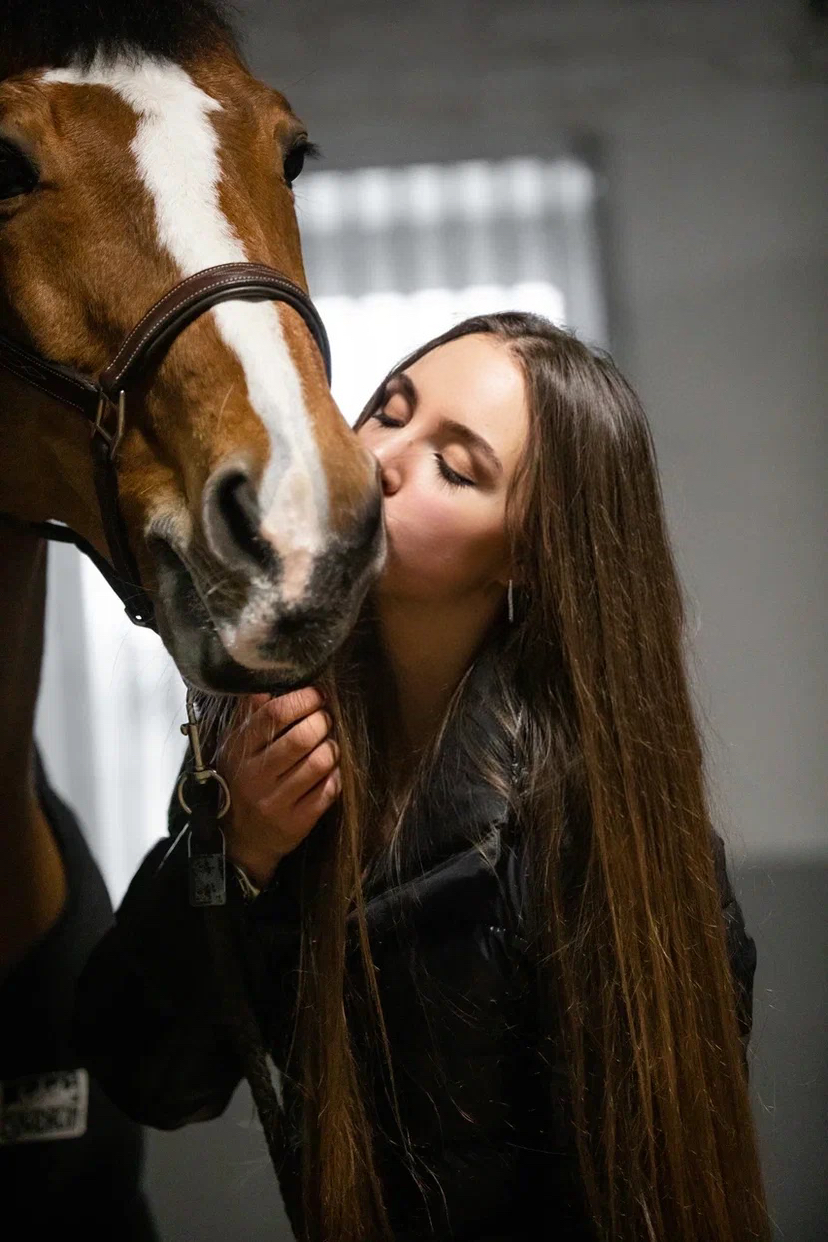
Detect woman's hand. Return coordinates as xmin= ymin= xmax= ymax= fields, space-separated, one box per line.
xmin=217 ymin=686 xmax=340 ymax=889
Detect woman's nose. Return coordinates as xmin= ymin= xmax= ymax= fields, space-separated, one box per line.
xmin=379 ymin=460 xmax=401 ymax=496
xmin=366 ymin=440 xmax=403 ymax=495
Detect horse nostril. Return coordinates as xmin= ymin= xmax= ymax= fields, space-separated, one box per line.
xmin=209 ymin=469 xmax=274 ymax=571
xmin=276 ymin=608 xmax=322 ymax=639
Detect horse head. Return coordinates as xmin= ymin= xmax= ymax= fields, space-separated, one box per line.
xmin=0 ymin=2 xmax=383 ymax=693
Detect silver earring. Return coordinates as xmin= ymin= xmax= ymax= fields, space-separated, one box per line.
xmin=507 ymin=578 xmax=514 ymax=624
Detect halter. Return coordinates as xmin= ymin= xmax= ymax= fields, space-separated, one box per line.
xmin=0 ymin=262 xmax=332 ymax=632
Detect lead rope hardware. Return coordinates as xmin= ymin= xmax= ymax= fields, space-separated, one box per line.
xmin=176 ymin=693 xmax=287 ymax=1178
xmin=177 ymin=689 xmax=231 ymax=907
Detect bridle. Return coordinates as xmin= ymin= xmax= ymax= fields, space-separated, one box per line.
xmin=0 ymin=261 xmax=332 ymax=632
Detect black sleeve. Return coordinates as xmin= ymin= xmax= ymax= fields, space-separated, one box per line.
xmin=72 ymin=835 xmax=244 ymax=1130
xmin=711 ymin=832 xmax=757 ymax=1056
xmin=73 ymin=752 xmax=303 ymax=1131
xmin=492 ymin=839 xmax=592 ymax=1235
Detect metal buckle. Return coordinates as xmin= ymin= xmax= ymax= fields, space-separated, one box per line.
xmin=178 ymin=690 xmax=232 ymax=907
xmin=177 ymin=767 xmax=231 ymax=819
xmin=177 ymin=690 xmax=232 ymax=819
xmin=93 ymin=390 xmax=126 ymax=457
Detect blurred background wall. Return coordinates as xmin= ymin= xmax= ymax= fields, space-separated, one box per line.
xmin=35 ymin=1 xmax=826 ymax=1238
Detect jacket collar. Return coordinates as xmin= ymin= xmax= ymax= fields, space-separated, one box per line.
xmin=256 ymin=650 xmax=516 ymax=918
xmin=367 ymin=647 xmax=514 ymax=889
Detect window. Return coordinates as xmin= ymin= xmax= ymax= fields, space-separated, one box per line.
xmin=296 ymin=155 xmax=607 ymax=420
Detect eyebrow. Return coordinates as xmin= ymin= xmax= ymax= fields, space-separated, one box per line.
xmin=384 ymin=373 xmax=503 ymax=477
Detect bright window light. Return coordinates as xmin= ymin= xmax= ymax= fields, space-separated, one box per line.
xmin=295 ymin=155 xmax=606 ymax=421
xmin=317 ymin=283 xmax=567 ymax=422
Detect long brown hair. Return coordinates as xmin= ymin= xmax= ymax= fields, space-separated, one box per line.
xmin=231 ymin=313 xmax=769 ymax=1241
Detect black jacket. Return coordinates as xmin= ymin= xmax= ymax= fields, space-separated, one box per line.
xmin=74 ymin=680 xmax=756 ymax=1241
xmin=0 ymin=755 xmax=156 ymax=1237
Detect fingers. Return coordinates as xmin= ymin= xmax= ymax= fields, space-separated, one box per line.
xmin=272 ymin=758 xmax=342 ymax=837
xmin=260 ymin=736 xmax=339 ymax=811
xmin=295 ymin=766 xmax=342 ymax=820
xmin=231 ymin=686 xmax=327 ymax=759
xmin=233 ymin=711 xmax=334 ymax=797
xmin=218 ymin=700 xmax=341 ymax=882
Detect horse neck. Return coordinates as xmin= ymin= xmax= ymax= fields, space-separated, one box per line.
xmin=0 ymin=524 xmax=69 ymax=977
xmin=0 ymin=524 xmax=47 ymax=790
xmin=0 ymin=377 xmax=102 ymax=537
xmin=0 ymin=387 xmax=84 ymax=975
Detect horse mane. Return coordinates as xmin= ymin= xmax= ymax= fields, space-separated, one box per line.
xmin=0 ymin=0 xmax=241 ymax=78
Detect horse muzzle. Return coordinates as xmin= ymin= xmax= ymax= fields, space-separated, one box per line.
xmin=147 ymin=490 xmax=385 ymax=693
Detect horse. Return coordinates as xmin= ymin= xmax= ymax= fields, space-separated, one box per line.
xmin=0 ymin=2 xmax=383 ymax=974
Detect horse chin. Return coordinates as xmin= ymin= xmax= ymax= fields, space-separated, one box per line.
xmin=170 ymin=634 xmax=325 ymax=697
xmin=147 ymin=534 xmax=346 ymax=695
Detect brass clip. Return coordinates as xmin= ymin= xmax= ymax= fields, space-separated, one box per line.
xmin=177 ymin=689 xmax=231 ymax=818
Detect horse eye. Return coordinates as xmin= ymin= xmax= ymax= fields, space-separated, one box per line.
xmin=0 ymin=141 xmax=38 ymax=200
xmin=283 ymin=139 xmax=319 ymax=188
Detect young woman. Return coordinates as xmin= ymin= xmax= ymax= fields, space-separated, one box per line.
xmin=74 ymin=314 xmax=768 ymax=1242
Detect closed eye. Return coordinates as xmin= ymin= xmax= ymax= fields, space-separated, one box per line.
xmin=369 ymin=413 xmax=475 ymax=487
xmin=369 ymin=412 xmax=407 ymax=432
xmin=435 ymin=454 xmax=475 ymax=488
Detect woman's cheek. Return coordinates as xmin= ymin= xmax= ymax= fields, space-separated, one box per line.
xmin=383 ymin=496 xmax=447 ymax=583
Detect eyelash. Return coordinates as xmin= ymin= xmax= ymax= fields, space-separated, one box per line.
xmin=369 ymin=410 xmax=475 ymax=488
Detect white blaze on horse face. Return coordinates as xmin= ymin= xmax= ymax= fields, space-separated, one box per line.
xmin=42 ymin=56 xmax=328 ymax=611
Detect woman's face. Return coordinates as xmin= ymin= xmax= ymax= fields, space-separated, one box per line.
xmin=357 ymin=334 xmax=529 ymax=610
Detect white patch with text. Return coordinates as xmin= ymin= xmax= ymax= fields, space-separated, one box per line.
xmin=0 ymin=1069 xmax=89 ymax=1144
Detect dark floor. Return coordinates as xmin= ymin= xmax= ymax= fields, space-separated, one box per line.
xmin=144 ymin=858 xmax=828 ymax=1241
xmin=737 ymin=859 xmax=828 ymax=1242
